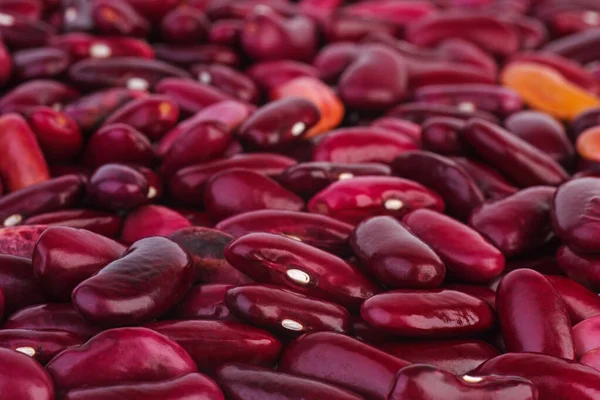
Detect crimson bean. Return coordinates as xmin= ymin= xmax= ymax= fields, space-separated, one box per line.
xmin=437 ymin=39 xmax=498 ymax=77
xmin=121 ymin=205 xmax=191 ymax=244
xmin=452 ymin=157 xmax=518 ymax=200
xmin=12 ymin=47 xmax=69 ymax=80
xmin=170 ymin=284 xmax=233 ymax=321
xmin=82 ymin=123 xmax=155 ymax=168
xmin=190 ymin=64 xmax=260 ymax=104
xmin=92 ymin=0 xmax=149 ymax=37
xmin=0 ymin=12 xmax=54 ymax=49
xmin=387 ymin=102 xmax=499 ymax=124
xmin=0 ymin=329 xmax=86 ymax=364
xmin=370 ymin=117 xmax=421 ymax=144
xmin=581 ymin=348 xmax=600 ymax=371
xmin=407 ymin=62 xmax=496 ymax=89
xmin=324 ymin=13 xmax=400 ymax=43
xmin=313 ymin=41 xmax=360 ymax=83
xmin=543 ymin=27 xmax=600 ymax=64
xmin=155 ymin=77 xmax=236 ymax=115
xmin=0 ymin=38 xmax=10 ymax=86
xmin=556 ymin=245 xmax=600 ymax=291
xmin=154 ymin=44 xmax=240 ymax=68
xmin=388 ymin=364 xmax=538 ymax=400
xmin=24 ymin=209 xmax=122 ymax=238
xmin=28 ymin=106 xmax=83 ymax=163
xmin=87 ymin=164 xmax=149 ymax=211
xmin=421 ymin=117 xmax=466 ymax=155
xmin=209 ymin=19 xmax=243 ymax=47
xmin=0 ymin=254 xmax=47 ymax=313
xmin=574 ymin=314 xmax=600 ymax=358
xmin=279 ymin=332 xmax=410 ymax=400
xmin=225 ymin=232 xmax=379 ymax=309
xmin=51 ymin=33 xmax=154 ymax=61
xmin=46 ymin=327 xmax=197 ymax=390
xmin=123 ymin=0 xmax=180 ymax=22
xmin=147 ymin=320 xmax=282 ymax=374
xmin=0 ymin=0 xmax=42 ymax=20
xmin=161 ymin=6 xmax=209 ymax=45
xmin=0 ymin=225 xmax=48 ymax=258
xmin=546 ymin=275 xmax=600 ymax=324
xmin=0 ymin=347 xmax=54 ymax=400
xmin=32 ymin=226 xmax=125 ymax=301
xmin=444 ymin=283 xmax=496 ymax=309
xmin=246 ymin=60 xmax=318 ymax=91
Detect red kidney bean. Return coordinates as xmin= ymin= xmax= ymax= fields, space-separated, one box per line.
xmin=63 ymin=373 xmax=225 ymax=400
xmin=421 ymin=117 xmax=466 ymax=156
xmin=324 ymin=13 xmax=400 ymax=43
xmin=474 ymin=352 xmax=600 ymax=400
xmin=407 ymin=61 xmax=496 ymax=89
xmin=69 ymin=57 xmax=191 ymax=91
xmin=0 ymin=225 xmax=48 ymax=258
xmin=504 ymin=110 xmax=575 ymax=167
xmin=543 ymin=27 xmax=600 ymax=64
xmin=313 ymin=41 xmax=360 ymax=83
xmin=161 ymin=5 xmax=209 ymax=44
xmin=167 ymin=226 xmax=252 ymax=285
xmin=388 ymin=364 xmax=538 ymax=400
xmin=463 ymin=119 xmax=569 ymax=187
xmin=350 ymin=216 xmax=446 ymax=288
xmin=312 ymin=127 xmax=418 ymax=164
xmin=170 ymin=284 xmax=234 ymax=321
xmin=512 ymin=15 xmax=548 ymax=49
xmin=122 ymin=0 xmax=180 ymax=22
xmin=345 ymin=0 xmax=437 ymax=24
xmin=581 ymin=348 xmax=600 ymax=371
xmin=216 ymin=210 xmax=354 ymax=256
xmin=190 ymin=64 xmax=260 ymax=105
xmin=279 ymin=332 xmax=410 ymax=400
xmin=444 ymin=283 xmax=497 ymax=309
xmin=0 ymin=80 xmax=78 ymax=116
xmin=0 ymin=254 xmax=47 ymax=313
xmin=154 ymin=44 xmax=240 ymax=68
xmin=238 ymin=98 xmax=319 ymax=151
xmin=497 ymin=268 xmax=575 ymax=359
xmin=370 ymin=117 xmax=421 ymax=144
xmin=415 ymin=84 xmax=523 ymax=117
xmin=0 ymin=174 xmax=84 ymax=228
xmin=556 ymin=245 xmax=600 ymax=290
xmin=3 ymin=303 xmax=102 ymax=338
xmin=469 ymin=186 xmax=556 ymax=257
xmin=552 ymin=177 xmax=600 ymax=254
xmin=351 ymin=315 xmax=397 ymax=345
xmin=452 ymin=157 xmax=518 ymax=200
xmin=121 ymin=205 xmax=191 ymax=244
xmin=92 ymin=0 xmax=149 ymax=37
xmin=381 ymin=339 xmax=499 ymax=375
xmin=0 ymin=329 xmax=86 ymax=364
xmin=574 ymin=314 xmax=600 ymax=358
xmin=572 ymin=106 xmax=600 ymax=140
xmin=175 ymin=208 xmax=213 ymax=228
xmin=546 ymin=275 xmax=600 ymax=324
xmin=0 ymin=38 xmax=10 ymax=86
xmin=155 ymin=77 xmax=237 ymax=115
xmin=12 ymin=47 xmax=69 ymax=80
xmin=209 ymin=19 xmax=242 ymax=47
xmin=392 ymin=151 xmax=485 ymax=220
xmin=246 ymin=59 xmax=318 ymax=91
xmin=33 ymin=226 xmax=125 ymax=301
xmin=387 ymin=102 xmax=499 ymax=124
xmin=72 ymin=236 xmax=193 ymax=326
xmin=308 ymin=176 xmax=445 ymax=225
xmin=0 ymin=0 xmax=42 ymax=20
xmin=225 ymin=232 xmax=379 ymax=309
xmin=204 ymin=169 xmax=304 ymax=222
xmin=51 ymin=33 xmax=154 ymax=61
xmin=438 ymin=38 xmax=498 ymax=77
xmin=87 ymin=164 xmax=149 ymax=211
xmin=404 ymin=209 xmax=505 ymax=283
xmin=406 ymin=13 xmax=520 ymax=57
xmin=82 ymin=123 xmax=155 ymax=169
xmin=46 ymin=327 xmax=197 ymax=390
xmin=147 ymin=319 xmax=282 ymax=374
xmin=226 ymin=284 xmax=351 ymax=336
xmin=0 ymin=347 xmax=54 ymax=400
xmin=24 ymin=209 xmax=122 ymax=238
xmin=0 ymin=12 xmax=54 ymax=49
xmin=63 ymin=88 xmax=145 ymax=133
xmin=28 ymin=106 xmax=83 ymax=163
xmin=361 ymin=289 xmax=494 ymax=338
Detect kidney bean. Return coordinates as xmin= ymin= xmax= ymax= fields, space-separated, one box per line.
xmin=247 ymin=60 xmax=318 ymax=91
xmin=344 ymin=0 xmax=437 ymax=25
xmin=170 ymin=284 xmax=233 ymax=321
xmin=497 ymin=268 xmax=575 ymax=359
xmin=543 ymin=27 xmax=600 ymax=64
xmin=4 ymin=80 xmax=77 ymax=117
xmin=161 ymin=5 xmax=209 ymax=45
xmin=474 ymin=352 xmax=600 ymax=400
xmin=308 ymin=176 xmax=445 ymax=225
xmin=361 ymin=289 xmax=494 ymax=338
xmin=0 ymin=328 xmax=86 ymax=364
xmin=12 ymin=47 xmax=69 ymax=81
xmin=82 ymin=123 xmax=154 ymax=168
xmin=209 ymin=19 xmax=242 ymax=47
xmin=191 ymin=64 xmax=260 ymax=104
xmin=92 ymin=0 xmax=149 ymax=37
xmin=469 ymin=186 xmax=555 ymax=257
xmin=226 ymin=284 xmax=351 ymax=336
xmin=28 ymin=106 xmax=83 ymax=163
xmin=463 ymin=119 xmax=568 ymax=187
xmin=0 ymin=12 xmax=54 ymax=49
xmin=0 ymin=225 xmax=48 ymax=258
xmin=63 ymin=373 xmax=225 ymax=400
xmin=154 ymin=44 xmax=240 ymax=69
xmin=154 ymin=77 xmax=237 ymax=115
xmin=581 ymin=348 xmax=600 ymax=371
xmin=279 ymin=332 xmax=410 ymax=400
xmin=313 ymin=41 xmax=360 ymax=84
xmin=572 ymin=107 xmax=600 ymax=140
xmin=381 ymin=339 xmax=499 ymax=375
xmin=0 ymin=347 xmax=54 ymax=400
xmin=0 ymin=254 xmax=47 ymax=313
xmin=46 ymin=327 xmax=197 ymax=390
xmin=0 ymin=38 xmax=10 ymax=86
xmin=122 ymin=0 xmax=180 ymax=22
xmin=60 ymin=0 xmax=94 ymax=32
xmin=72 ymin=236 xmax=193 ymax=326
xmin=225 ymin=232 xmax=379 ymax=309
xmin=87 ymin=164 xmax=149 ymax=211
xmin=556 ymin=245 xmax=600 ymax=290
xmin=147 ymin=319 xmax=282 ymax=373
xmin=407 ymin=62 xmax=497 ymax=90
xmin=574 ymin=314 xmax=600 ymax=359
xmin=69 ymin=57 xmax=191 ymax=91
xmin=546 ymin=275 xmax=600 ymax=324
xmin=387 ymin=102 xmax=499 ymax=124
xmin=370 ymin=117 xmax=421 ymax=143
xmin=24 ymin=209 xmax=121 ymax=238
xmin=444 ymin=283 xmax=497 ymax=309
xmin=51 ymin=33 xmax=154 ymax=61
xmin=121 ymin=205 xmax=191 ymax=244
xmin=33 ymin=226 xmax=125 ymax=301
xmin=512 ymin=15 xmax=548 ymax=50
xmin=388 ymin=364 xmax=538 ymax=400
xmin=0 ymin=0 xmax=42 ymax=20
xmin=351 ymin=315 xmax=397 ymax=345
xmin=350 ymin=216 xmax=445 ymax=288
xmin=175 ymin=208 xmax=213 ymax=228
xmin=420 ymin=117 xmax=466 ymax=156
xmin=323 ymin=13 xmax=400 ymax=43
xmin=220 ymin=363 xmax=366 ymax=400
xmin=451 ymin=157 xmax=518 ymax=200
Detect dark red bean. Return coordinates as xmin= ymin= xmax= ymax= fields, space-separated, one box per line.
xmin=209 ymin=19 xmax=243 ymax=47
xmin=407 ymin=61 xmax=496 ymax=89
xmin=161 ymin=5 xmax=209 ymax=45
xmin=154 ymin=44 xmax=240 ymax=69
xmin=32 ymin=226 xmax=125 ymax=301
xmin=387 ymin=102 xmax=499 ymax=124
xmin=0 ymin=0 xmax=42 ymax=20
xmin=574 ymin=315 xmax=600 ymax=357
xmin=0 ymin=225 xmax=48 ymax=258
xmin=572 ymin=106 xmax=600 ymax=140
xmin=147 ymin=320 xmax=282 ymax=374
xmin=581 ymin=348 xmax=600 ymax=371
xmin=46 ymin=327 xmax=197 ymax=391
xmin=218 ymin=363 xmax=365 ymax=400
xmin=474 ymin=353 xmax=600 ymax=400
xmin=370 ymin=117 xmax=421 ymax=144
xmin=0 ymin=38 xmax=10 ymax=86
xmin=92 ymin=0 xmax=149 ymax=37
xmin=51 ymin=33 xmax=154 ymax=61
xmin=0 ymin=329 xmax=86 ymax=364
xmin=313 ymin=41 xmax=360 ymax=83
xmin=388 ymin=364 xmax=538 ymax=400
xmin=190 ymin=64 xmax=260 ymax=104
xmin=556 ymin=245 xmax=600 ymax=291
xmin=28 ymin=106 xmax=83 ymax=163
xmin=343 ymin=0 xmax=437 ymax=26
xmin=421 ymin=117 xmax=467 ymax=156
xmin=452 ymin=157 xmax=518 ymax=200
xmin=87 ymin=164 xmax=149 ymax=211
xmin=24 ymin=209 xmax=122 ymax=238
xmin=170 ymin=284 xmax=233 ymax=321
xmin=324 ymin=13 xmax=400 ymax=43
xmin=543 ymin=27 xmax=600 ymax=64
xmin=546 ymin=275 xmax=600 ymax=324
xmin=82 ymin=123 xmax=154 ymax=168
xmin=0 ymin=254 xmax=47 ymax=313
xmin=0 ymin=347 xmax=55 ymax=400
xmin=350 ymin=216 xmax=446 ymax=288
xmin=246 ymin=59 xmax=318 ymax=91
xmin=225 ymin=232 xmax=379 ymax=309
xmin=403 ymin=209 xmax=505 ymax=283
xmin=469 ymin=186 xmax=556 ymax=257
xmin=381 ymin=339 xmax=499 ymax=375
xmin=12 ymin=47 xmax=69 ymax=80
xmin=155 ymin=77 xmax=236 ymax=115
xmin=72 ymin=236 xmax=193 ymax=326
xmin=122 ymin=0 xmax=180 ymax=22
xmin=120 ymin=205 xmax=191 ymax=244
xmin=0 ymin=13 xmax=55 ymax=49
xmin=497 ymin=268 xmax=575 ymax=359
xmin=444 ymin=283 xmax=497 ymax=309
xmin=279 ymin=332 xmax=410 ymax=400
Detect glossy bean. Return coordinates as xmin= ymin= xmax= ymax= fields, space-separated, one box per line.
xmin=154 ymin=44 xmax=240 ymax=68
xmin=12 ymin=47 xmax=69 ymax=80
xmin=120 ymin=205 xmax=191 ymax=244
xmin=451 ymin=157 xmax=518 ymax=200
xmin=82 ymin=123 xmax=154 ymax=168
xmin=191 ymin=64 xmax=259 ymax=104
xmin=546 ymin=275 xmax=600 ymax=324
xmin=421 ymin=117 xmax=467 ymax=156
xmin=161 ymin=5 xmax=209 ymax=44
xmin=92 ymin=0 xmax=149 ymax=37
xmin=28 ymin=106 xmax=83 ymax=163
xmin=0 ymin=347 xmax=54 ymax=400
xmin=0 ymin=329 xmax=86 ymax=364
xmin=387 ymin=102 xmax=498 ymax=124
xmin=51 ymin=33 xmax=154 ymax=61
xmin=24 ymin=209 xmax=122 ymax=238
xmin=170 ymin=284 xmax=233 ymax=321
xmin=0 ymin=80 xmax=78 ymax=116
xmin=155 ymin=77 xmax=236 ymax=115
xmin=573 ymin=315 xmax=600 ymax=358
xmin=543 ymin=27 xmax=600 ymax=64
xmin=0 ymin=12 xmax=54 ymax=49
xmin=246 ymin=60 xmax=318 ymax=91
xmin=556 ymin=245 xmax=600 ymax=291
xmin=86 ymin=164 xmax=149 ymax=211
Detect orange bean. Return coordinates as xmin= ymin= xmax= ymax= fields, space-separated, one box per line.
xmin=577 ymin=126 xmax=600 ymax=161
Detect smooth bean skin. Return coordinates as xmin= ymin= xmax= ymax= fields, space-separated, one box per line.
xmin=403 ymin=209 xmax=505 ymax=283
xmin=0 ymin=329 xmax=86 ymax=364
xmin=226 ymin=284 xmax=351 ymax=336
xmin=350 ymin=216 xmax=446 ymax=288
xmin=546 ymin=275 xmax=600 ymax=324
xmin=46 ymin=327 xmax=197 ymax=391
xmin=581 ymin=348 xmax=600 ymax=371
xmin=224 ymin=232 xmax=379 ymax=309
xmin=0 ymin=347 xmax=55 ymax=400
xmin=469 ymin=186 xmax=556 ymax=257
xmin=452 ymin=157 xmax=518 ymax=200
xmin=169 ymin=284 xmax=233 ymax=321
xmin=497 ymin=269 xmax=575 ymax=359
xmin=444 ymin=283 xmax=497 ymax=309
xmin=361 ymin=289 xmax=495 ymax=338
xmin=0 ymin=254 xmax=47 ymax=314
xmin=120 ymin=205 xmax=191 ymax=245
xmin=573 ymin=315 xmax=600 ymax=358
xmin=72 ymin=236 xmax=194 ymax=326
xmin=556 ymin=245 xmax=600 ymax=291
xmin=147 ymin=320 xmax=282 ymax=374
xmin=474 ymin=353 xmax=600 ymax=400
xmin=421 ymin=117 xmax=466 ymax=156
xmin=388 ymin=364 xmax=538 ymax=400
xmin=279 ymin=332 xmax=410 ymax=400
xmin=216 ymin=363 xmax=365 ymax=400
xmin=380 ymin=339 xmax=499 ymax=375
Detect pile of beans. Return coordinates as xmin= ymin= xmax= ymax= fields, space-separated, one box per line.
xmin=2 ymin=0 xmax=600 ymax=399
